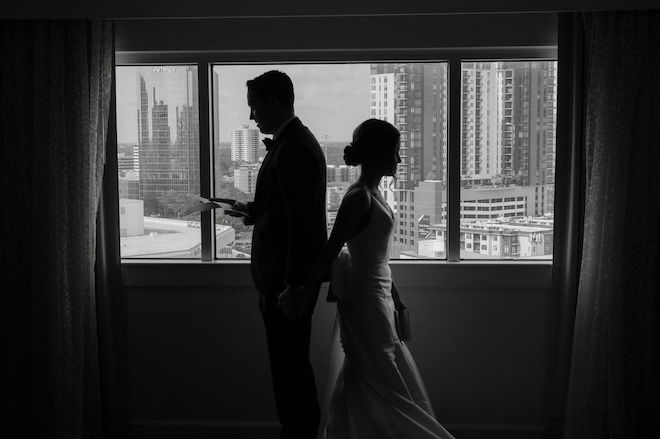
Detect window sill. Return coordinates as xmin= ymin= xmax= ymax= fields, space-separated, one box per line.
xmin=121 ymin=259 xmax=552 ymax=289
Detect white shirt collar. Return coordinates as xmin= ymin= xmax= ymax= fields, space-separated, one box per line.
xmin=272 ymin=116 xmax=296 ymax=142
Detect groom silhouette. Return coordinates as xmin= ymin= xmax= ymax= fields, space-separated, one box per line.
xmin=229 ymin=71 xmax=327 ymax=439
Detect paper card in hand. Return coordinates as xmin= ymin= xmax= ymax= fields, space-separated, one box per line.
xmin=179 ymin=196 xmax=252 ymax=220
xmin=209 ymin=197 xmax=236 ymax=206
xmin=180 ymin=200 xmax=222 ymax=216
xmin=223 ymin=209 xmax=250 ymax=218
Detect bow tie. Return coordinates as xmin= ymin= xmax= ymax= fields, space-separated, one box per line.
xmin=262 ymin=138 xmax=275 ymax=151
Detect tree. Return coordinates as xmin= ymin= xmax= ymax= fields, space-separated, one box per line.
xmin=159 ymin=189 xmax=190 ymax=219
xmin=142 ymin=193 xmax=163 ymax=216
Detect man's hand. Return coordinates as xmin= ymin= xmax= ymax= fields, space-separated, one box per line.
xmin=225 ymin=201 xmax=255 ymax=225
xmin=224 ymin=201 xmax=248 ymax=216
xmin=278 ymin=285 xmax=309 ymax=319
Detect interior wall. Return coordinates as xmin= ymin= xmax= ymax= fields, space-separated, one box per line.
xmin=114 ymin=14 xmax=558 ymax=53
xmin=123 ymin=266 xmax=552 ymax=439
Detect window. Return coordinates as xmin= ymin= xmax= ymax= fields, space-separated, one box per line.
xmin=460 ymin=61 xmax=557 ymax=260
xmin=116 ymin=65 xmax=201 ymax=258
xmin=115 ymin=57 xmax=556 ymax=262
xmin=211 ymin=62 xmax=448 ymax=260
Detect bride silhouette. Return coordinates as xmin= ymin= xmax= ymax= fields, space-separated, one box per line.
xmin=279 ymin=119 xmax=455 ymax=438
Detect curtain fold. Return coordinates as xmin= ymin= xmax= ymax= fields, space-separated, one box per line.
xmin=1 ymin=21 xmax=114 ymax=438
xmin=95 ymin=35 xmax=127 ymax=439
xmin=564 ymin=10 xmax=660 ymax=439
xmin=547 ymin=12 xmax=587 ymax=438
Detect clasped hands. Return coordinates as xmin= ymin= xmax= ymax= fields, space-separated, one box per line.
xmin=277 ymin=284 xmax=310 ymax=319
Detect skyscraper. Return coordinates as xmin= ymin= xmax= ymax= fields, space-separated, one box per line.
xmin=137 ymin=76 xmax=149 ymax=146
xmin=461 ymin=61 xmax=556 ymax=191
xmin=370 ymin=72 xmax=395 ymax=124
xmin=371 ymin=63 xmax=448 ymax=255
xmin=135 ymin=66 xmax=200 ymax=218
xmin=371 ymin=61 xmax=556 ymax=257
xmin=461 ymin=62 xmax=503 ymax=185
xmin=504 ymin=61 xmax=557 ymax=211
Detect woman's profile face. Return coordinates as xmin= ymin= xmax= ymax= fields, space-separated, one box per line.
xmin=388 ymin=141 xmax=402 ymax=176
xmin=369 ymin=141 xmax=400 ymax=177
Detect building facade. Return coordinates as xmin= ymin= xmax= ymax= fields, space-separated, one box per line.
xmin=370 ymin=61 xmax=556 ymax=258
xmin=231 ymin=124 xmax=261 ymax=163
xmin=371 ymin=63 xmax=449 ymax=256
xmin=233 ymin=163 xmax=260 ymax=195
xmin=135 ymin=66 xmax=200 ymax=219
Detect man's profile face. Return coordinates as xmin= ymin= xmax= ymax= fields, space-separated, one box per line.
xmin=247 ymin=88 xmax=277 ymax=135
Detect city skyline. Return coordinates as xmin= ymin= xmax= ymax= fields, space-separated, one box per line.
xmin=117 ymin=64 xmax=372 ymax=144
xmin=116 ymin=61 xmax=557 ymax=260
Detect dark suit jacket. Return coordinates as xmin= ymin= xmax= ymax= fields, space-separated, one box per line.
xmin=247 ymin=118 xmax=327 ymax=295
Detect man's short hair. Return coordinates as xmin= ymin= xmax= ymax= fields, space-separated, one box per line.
xmin=246 ymin=70 xmax=295 ymax=112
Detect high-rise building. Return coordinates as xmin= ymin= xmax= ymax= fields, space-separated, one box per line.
xmin=504 ymin=61 xmax=557 ymax=212
xmin=461 ymin=61 xmax=556 ymax=191
xmin=370 ymin=61 xmax=555 ymax=257
xmin=231 ymin=124 xmax=260 ymax=163
xmin=176 ymin=97 xmax=200 ymax=194
xmin=136 ymin=66 xmax=200 ymax=218
xmin=371 ymin=63 xmax=448 ymax=255
xmin=370 ymin=73 xmax=395 ymax=124
xmin=461 ymin=62 xmax=503 ymax=184
xmin=371 ymin=63 xmax=448 ymax=187
xmin=137 ymin=76 xmax=149 ymax=146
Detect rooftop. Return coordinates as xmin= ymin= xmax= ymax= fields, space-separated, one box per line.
xmin=121 ymin=217 xmax=233 ymax=258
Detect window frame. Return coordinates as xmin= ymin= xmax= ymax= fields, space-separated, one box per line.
xmin=115 ymin=46 xmax=557 ymax=268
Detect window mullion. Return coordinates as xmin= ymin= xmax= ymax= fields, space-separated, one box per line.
xmin=198 ymin=61 xmax=215 ymax=261
xmin=447 ymin=57 xmax=462 ymax=262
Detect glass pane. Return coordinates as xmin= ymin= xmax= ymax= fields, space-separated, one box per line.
xmin=376 ymin=63 xmax=449 ymax=259
xmin=212 ymin=62 xmax=448 ymax=259
xmin=459 ymin=61 xmax=557 ymax=260
xmin=116 ymin=65 xmax=201 ymax=258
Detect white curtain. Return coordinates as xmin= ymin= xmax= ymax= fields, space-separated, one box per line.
xmin=1 ymin=21 xmax=114 ymax=438
xmin=564 ymin=11 xmax=660 ymax=439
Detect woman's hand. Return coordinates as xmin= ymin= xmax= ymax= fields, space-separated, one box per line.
xmin=277 ymin=285 xmax=310 ymax=319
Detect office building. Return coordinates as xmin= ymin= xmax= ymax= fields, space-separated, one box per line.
xmin=231 ymin=124 xmax=261 ymax=163
xmin=136 ymin=66 xmax=200 ymax=218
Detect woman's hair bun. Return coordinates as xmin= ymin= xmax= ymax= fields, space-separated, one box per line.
xmin=343 ymin=144 xmax=362 ymax=166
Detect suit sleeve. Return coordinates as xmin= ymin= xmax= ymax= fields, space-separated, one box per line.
xmin=276 ymin=143 xmax=323 ymax=286
xmin=246 ymin=201 xmax=256 ymax=218
xmin=244 ymin=201 xmax=257 ymax=225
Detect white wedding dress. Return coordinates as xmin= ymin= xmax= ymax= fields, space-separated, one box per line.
xmin=320 ymin=193 xmax=455 ymax=439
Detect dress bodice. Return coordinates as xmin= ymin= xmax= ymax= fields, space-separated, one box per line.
xmin=346 ymin=192 xmax=394 ymax=264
